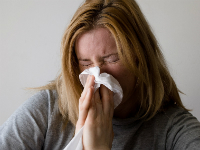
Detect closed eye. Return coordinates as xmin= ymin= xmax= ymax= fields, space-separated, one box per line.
xmin=79 ymin=61 xmax=92 ymax=66
xmin=104 ymin=54 xmax=119 ymax=63
xmin=78 ymin=53 xmax=119 ymax=67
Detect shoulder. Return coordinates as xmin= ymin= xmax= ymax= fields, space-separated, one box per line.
xmin=158 ymin=105 xmax=200 ymax=149
xmin=12 ymin=89 xmax=58 ymax=123
xmin=24 ymin=89 xmax=58 ymax=108
xmin=140 ymin=105 xmax=200 ymax=149
xmin=160 ymin=105 xmax=200 ymax=133
xmin=0 ymin=89 xmax=60 ymax=149
xmin=1 ymin=89 xmax=58 ymax=126
xmin=25 ymin=89 xmax=58 ymax=113
xmin=153 ymin=104 xmax=200 ymax=135
xmin=151 ymin=104 xmax=199 ymax=124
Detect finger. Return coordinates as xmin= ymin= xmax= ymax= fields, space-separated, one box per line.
xmin=100 ymin=85 xmax=114 ymax=118
xmin=76 ymin=86 xmax=94 ymax=133
xmin=86 ymin=88 xmax=101 ymax=120
xmin=94 ymin=88 xmax=103 ymax=114
xmin=80 ymin=75 xmax=95 ymax=104
xmin=87 ymin=91 xmax=97 ymax=121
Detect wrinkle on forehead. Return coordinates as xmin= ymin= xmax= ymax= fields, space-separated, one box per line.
xmin=75 ymin=27 xmax=117 ymax=59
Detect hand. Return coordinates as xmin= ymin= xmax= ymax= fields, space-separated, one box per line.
xmin=75 ymin=75 xmax=114 ymax=150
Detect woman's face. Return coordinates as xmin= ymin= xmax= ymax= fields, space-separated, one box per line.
xmin=75 ymin=27 xmax=137 ymax=107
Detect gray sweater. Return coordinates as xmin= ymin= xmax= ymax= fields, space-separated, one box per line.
xmin=0 ymin=90 xmax=200 ymax=150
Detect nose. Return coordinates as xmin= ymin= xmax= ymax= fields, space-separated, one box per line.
xmin=94 ymin=61 xmax=106 ymax=74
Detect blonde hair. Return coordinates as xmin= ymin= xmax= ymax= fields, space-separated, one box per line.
xmin=38 ymin=0 xmax=187 ymax=126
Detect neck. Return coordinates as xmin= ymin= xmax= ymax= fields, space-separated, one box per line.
xmin=113 ymin=97 xmax=139 ymax=119
xmin=114 ymin=78 xmax=140 ymax=119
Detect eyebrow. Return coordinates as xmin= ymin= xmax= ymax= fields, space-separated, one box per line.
xmin=78 ymin=53 xmax=118 ymax=61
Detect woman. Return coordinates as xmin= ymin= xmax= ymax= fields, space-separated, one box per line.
xmin=1 ymin=0 xmax=200 ymax=149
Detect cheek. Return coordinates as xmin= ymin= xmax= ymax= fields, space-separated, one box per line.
xmin=105 ymin=64 xmax=131 ymax=85
xmin=107 ymin=64 xmax=137 ymax=94
xmin=79 ymin=65 xmax=85 ymax=73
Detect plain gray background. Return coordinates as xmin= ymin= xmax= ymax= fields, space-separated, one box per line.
xmin=0 ymin=0 xmax=200 ymax=126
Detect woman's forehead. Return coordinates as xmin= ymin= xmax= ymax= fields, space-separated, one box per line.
xmin=75 ymin=28 xmax=117 ymax=59
xmin=76 ymin=28 xmax=114 ymax=44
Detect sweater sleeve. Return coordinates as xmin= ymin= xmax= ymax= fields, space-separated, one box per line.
xmin=0 ymin=90 xmax=49 ymax=150
xmin=166 ymin=109 xmax=200 ymax=150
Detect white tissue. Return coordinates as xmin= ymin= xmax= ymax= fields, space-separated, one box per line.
xmin=63 ymin=66 xmax=123 ymax=150
xmin=79 ymin=66 xmax=123 ymax=108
